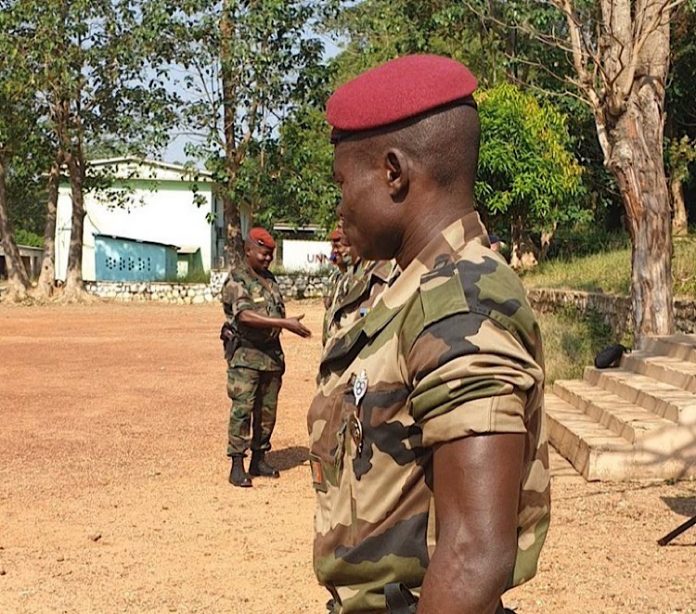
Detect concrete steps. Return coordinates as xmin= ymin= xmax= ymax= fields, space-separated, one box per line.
xmin=547 ymin=334 xmax=696 ymax=481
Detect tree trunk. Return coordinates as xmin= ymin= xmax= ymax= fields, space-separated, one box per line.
xmin=509 ymin=215 xmax=538 ymax=270
xmin=34 ymin=156 xmax=61 ymax=299
xmin=608 ymin=110 xmax=674 ymax=346
xmin=219 ymin=2 xmax=245 ymax=271
xmin=539 ymin=222 xmax=557 ymax=262
xmin=670 ymin=173 xmax=689 ymax=236
xmin=223 ymin=191 xmax=244 ymax=270
xmin=63 ymin=154 xmax=88 ymax=300
xmin=0 ymin=155 xmax=31 ymax=301
xmin=584 ymin=2 xmax=676 ymax=347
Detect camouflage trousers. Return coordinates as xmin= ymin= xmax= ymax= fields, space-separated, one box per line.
xmin=226 ymin=366 xmax=282 ymax=456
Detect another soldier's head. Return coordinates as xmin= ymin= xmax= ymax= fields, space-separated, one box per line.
xmin=331 ymin=221 xmax=358 ymax=270
xmin=329 ymin=227 xmax=347 ymax=271
xmin=327 ymin=54 xmax=479 ymax=264
xmin=245 ymin=227 xmax=275 ymax=273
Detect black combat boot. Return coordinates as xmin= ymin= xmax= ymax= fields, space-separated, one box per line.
xmin=249 ymin=451 xmax=280 ymax=478
xmin=229 ymin=454 xmax=252 ymax=487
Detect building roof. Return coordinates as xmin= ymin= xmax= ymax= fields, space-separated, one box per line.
xmin=94 ymin=233 xmax=180 ymax=250
xmin=54 ymin=156 xmax=214 ymax=184
xmin=272 ymin=223 xmax=322 ymax=234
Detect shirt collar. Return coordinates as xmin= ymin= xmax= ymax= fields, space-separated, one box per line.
xmin=374 ymin=210 xmax=486 ymax=311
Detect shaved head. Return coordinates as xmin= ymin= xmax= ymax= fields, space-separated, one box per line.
xmin=350 ymin=103 xmax=480 ymax=189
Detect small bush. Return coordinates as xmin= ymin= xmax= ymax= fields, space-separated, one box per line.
xmin=15 ymin=229 xmax=43 ymax=248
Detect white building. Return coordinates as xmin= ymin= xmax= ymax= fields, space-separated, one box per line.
xmin=55 ymin=157 xmax=250 ymax=281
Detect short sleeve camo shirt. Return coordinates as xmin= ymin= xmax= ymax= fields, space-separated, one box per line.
xmin=221 ymin=266 xmax=286 ymax=372
xmin=307 ymin=211 xmax=550 ymax=613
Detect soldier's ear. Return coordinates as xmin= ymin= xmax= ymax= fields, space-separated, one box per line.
xmin=384 ymin=148 xmax=409 ymax=202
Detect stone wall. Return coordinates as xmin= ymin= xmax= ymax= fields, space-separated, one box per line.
xmin=84 ymin=276 xmax=696 ymax=335
xmin=527 ymin=288 xmax=696 ymax=336
xmin=85 ymin=269 xmax=332 ymax=303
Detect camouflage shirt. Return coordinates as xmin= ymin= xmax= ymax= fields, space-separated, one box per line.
xmin=323 ymin=260 xmax=393 ymax=346
xmin=307 ymin=211 xmax=550 ymax=613
xmin=221 ymin=266 xmax=286 ymax=372
xmin=323 ymin=267 xmax=343 ymax=304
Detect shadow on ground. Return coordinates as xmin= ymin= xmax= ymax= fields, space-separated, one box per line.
xmin=662 ymin=495 xmax=696 ymax=517
xmin=268 ymin=445 xmax=309 ymax=471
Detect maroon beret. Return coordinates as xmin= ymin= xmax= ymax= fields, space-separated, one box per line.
xmin=327 ymin=54 xmax=477 ymax=139
xmin=248 ymin=227 xmax=275 ymax=249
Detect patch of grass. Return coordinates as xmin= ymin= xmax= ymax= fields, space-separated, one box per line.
xmin=522 ymin=248 xmax=632 ymax=295
xmin=673 ymin=236 xmax=696 ymax=298
xmin=523 ymin=234 xmax=696 ymax=300
xmin=537 ymin=306 xmax=629 ymax=384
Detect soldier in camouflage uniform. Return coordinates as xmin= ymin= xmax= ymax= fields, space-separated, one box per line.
xmin=322 ymin=257 xmax=393 ymax=346
xmin=322 ymin=223 xmax=394 ymax=347
xmin=323 ymin=228 xmax=348 ymax=310
xmin=222 ymin=227 xmax=311 ymax=487
xmin=308 ymin=55 xmax=550 ymax=612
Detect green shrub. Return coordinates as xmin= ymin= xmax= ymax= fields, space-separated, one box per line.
xmin=15 ymin=228 xmax=43 ymax=248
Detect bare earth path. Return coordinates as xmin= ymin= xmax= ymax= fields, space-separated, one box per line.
xmin=1 ymin=302 xmax=694 ymax=613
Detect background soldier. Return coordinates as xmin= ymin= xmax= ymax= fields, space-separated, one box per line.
xmin=322 ymin=222 xmax=393 ymax=346
xmin=322 ymin=256 xmax=392 ymax=346
xmin=221 ymin=227 xmax=311 ymax=488
xmin=322 ymin=227 xmax=347 ymax=310
xmin=308 ymin=55 xmax=550 ymax=613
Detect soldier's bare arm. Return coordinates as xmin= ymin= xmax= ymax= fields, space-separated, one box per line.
xmin=417 ymin=432 xmax=525 ymax=614
xmin=238 ymin=310 xmax=311 ymax=337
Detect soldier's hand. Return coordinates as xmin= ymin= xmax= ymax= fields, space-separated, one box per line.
xmin=284 ymin=314 xmax=312 ymax=338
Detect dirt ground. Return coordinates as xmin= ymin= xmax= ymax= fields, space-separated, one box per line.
xmin=1 ymin=301 xmax=695 ymax=614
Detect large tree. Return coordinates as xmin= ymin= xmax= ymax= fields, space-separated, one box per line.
xmin=0 ymin=9 xmax=43 ymax=302
xmin=166 ymin=0 xmax=333 ymax=268
xmin=9 ymin=0 xmax=174 ymax=300
xmin=506 ymin=0 xmax=680 ymax=343
xmin=476 ymin=83 xmax=587 ymax=267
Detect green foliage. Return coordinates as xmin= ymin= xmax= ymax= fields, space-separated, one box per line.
xmin=665 ymin=136 xmax=696 ymax=183
xmin=171 ymin=1 xmax=333 ymax=184
xmin=0 ymin=2 xmax=53 ymax=241
xmin=14 ymin=229 xmax=43 ymax=248
xmin=476 ymin=83 xmax=588 ymax=238
xmin=245 ymin=106 xmax=340 ymax=231
xmin=672 ymin=236 xmax=696 ymax=298
xmin=536 ymin=307 xmax=615 ymax=383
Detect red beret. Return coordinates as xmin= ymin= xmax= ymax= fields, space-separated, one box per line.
xmin=329 ymin=228 xmax=342 ymax=241
xmin=248 ymin=227 xmax=275 ymax=249
xmin=327 ymin=54 xmax=477 ymax=138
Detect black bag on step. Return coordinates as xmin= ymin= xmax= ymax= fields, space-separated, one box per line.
xmin=594 ymin=343 xmax=629 ymax=369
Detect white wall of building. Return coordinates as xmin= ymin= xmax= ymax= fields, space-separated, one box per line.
xmin=281 ymin=239 xmax=332 ymax=272
xmin=55 ymin=159 xmax=220 ymax=281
